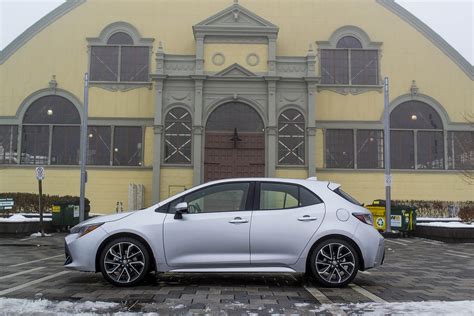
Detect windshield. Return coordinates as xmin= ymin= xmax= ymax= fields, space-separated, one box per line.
xmin=333 ymin=187 xmax=362 ymax=206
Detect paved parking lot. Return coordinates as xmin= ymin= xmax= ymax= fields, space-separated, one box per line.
xmin=0 ymin=234 xmax=473 ymax=314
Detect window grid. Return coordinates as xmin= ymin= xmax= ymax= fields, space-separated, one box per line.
xmin=164 ymin=108 xmax=192 ymax=164
xmin=278 ymin=109 xmax=305 ymax=165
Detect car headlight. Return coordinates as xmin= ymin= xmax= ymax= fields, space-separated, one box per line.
xmin=70 ymin=223 xmax=104 ymax=237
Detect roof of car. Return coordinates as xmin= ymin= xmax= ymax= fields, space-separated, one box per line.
xmin=202 ymin=177 xmax=337 ymax=189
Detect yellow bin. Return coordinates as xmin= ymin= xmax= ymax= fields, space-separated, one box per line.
xmin=367 ymin=200 xmax=386 ymax=231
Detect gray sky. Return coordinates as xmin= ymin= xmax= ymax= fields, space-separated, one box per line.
xmin=0 ymin=0 xmax=473 ymax=64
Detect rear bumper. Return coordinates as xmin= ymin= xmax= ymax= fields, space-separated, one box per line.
xmin=374 ymin=238 xmax=385 ymax=267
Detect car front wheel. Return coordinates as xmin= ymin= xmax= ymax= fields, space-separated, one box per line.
xmin=99 ymin=237 xmax=150 ymax=287
xmin=310 ymin=239 xmax=359 ymax=288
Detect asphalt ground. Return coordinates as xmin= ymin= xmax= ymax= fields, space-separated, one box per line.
xmin=0 ymin=233 xmax=473 ymax=314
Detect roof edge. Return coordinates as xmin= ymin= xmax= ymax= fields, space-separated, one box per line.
xmin=376 ymin=0 xmax=473 ymax=80
xmin=0 ymin=0 xmax=86 ymax=65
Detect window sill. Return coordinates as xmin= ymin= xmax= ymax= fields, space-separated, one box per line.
xmin=89 ymin=81 xmax=152 ymax=92
xmin=161 ymin=164 xmax=194 ymax=168
xmin=317 ymin=84 xmax=383 ymax=95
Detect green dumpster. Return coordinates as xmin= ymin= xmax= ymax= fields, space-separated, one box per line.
xmin=52 ymin=201 xmax=90 ymax=229
xmin=390 ymin=205 xmax=417 ymax=234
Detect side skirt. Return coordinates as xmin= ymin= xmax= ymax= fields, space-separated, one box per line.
xmin=168 ymin=267 xmax=297 ymax=273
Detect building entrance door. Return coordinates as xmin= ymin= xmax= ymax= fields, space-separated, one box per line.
xmin=204 ymin=102 xmax=265 ymax=182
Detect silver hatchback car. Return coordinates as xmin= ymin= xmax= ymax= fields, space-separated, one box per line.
xmin=65 ymin=178 xmax=384 ymax=287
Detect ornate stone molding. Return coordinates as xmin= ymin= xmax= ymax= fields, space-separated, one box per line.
xmin=89 ymin=82 xmax=152 ymax=92
xmin=193 ymin=126 xmax=204 ymax=135
xmin=153 ymin=125 xmax=164 ymax=134
xmin=48 ymin=75 xmax=58 ymax=94
xmin=266 ymin=126 xmax=277 ymax=136
xmin=212 ymin=52 xmax=226 ymax=66
xmin=246 ymin=53 xmax=260 ymax=67
xmin=317 ymin=84 xmax=383 ymax=95
xmin=306 ymin=126 xmax=317 ymax=136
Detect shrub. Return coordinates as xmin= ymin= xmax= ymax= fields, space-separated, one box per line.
xmin=392 ymin=200 xmax=474 ymax=218
xmin=458 ymin=206 xmax=474 ymax=223
xmin=0 ymin=192 xmax=90 ymax=214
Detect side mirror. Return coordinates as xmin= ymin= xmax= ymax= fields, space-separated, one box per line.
xmin=174 ymin=202 xmax=188 ymax=220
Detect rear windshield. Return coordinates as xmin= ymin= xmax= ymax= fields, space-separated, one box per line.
xmin=333 ymin=187 xmax=362 ymax=206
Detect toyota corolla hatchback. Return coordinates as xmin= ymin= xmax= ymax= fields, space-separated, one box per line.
xmin=65 ymin=177 xmax=384 ymax=287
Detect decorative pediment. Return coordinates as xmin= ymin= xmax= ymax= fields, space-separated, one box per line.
xmin=193 ymin=1 xmax=278 ymax=39
xmin=215 ymin=63 xmax=257 ymax=77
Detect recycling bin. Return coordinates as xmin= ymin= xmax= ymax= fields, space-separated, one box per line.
xmin=366 ymin=200 xmax=417 ymax=234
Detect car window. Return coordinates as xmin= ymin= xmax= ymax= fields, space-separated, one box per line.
xmin=259 ymin=182 xmax=323 ymax=210
xmin=170 ymin=182 xmax=249 ymax=214
xmin=334 ymin=187 xmax=362 ymax=206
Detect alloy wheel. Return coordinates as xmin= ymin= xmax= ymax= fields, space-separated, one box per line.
xmin=103 ymin=241 xmax=146 ymax=284
xmin=315 ymin=242 xmax=356 ymax=285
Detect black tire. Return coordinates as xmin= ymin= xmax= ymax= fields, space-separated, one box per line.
xmin=309 ymin=238 xmax=359 ymax=288
xmin=99 ymin=237 xmax=150 ymax=287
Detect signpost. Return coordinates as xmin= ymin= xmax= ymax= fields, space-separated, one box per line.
xmin=383 ymin=77 xmax=392 ymax=233
xmin=79 ymin=73 xmax=90 ymax=223
xmin=35 ymin=166 xmax=45 ymax=237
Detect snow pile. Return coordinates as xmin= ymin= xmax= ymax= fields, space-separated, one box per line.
xmin=0 ymin=298 xmax=118 ymax=315
xmin=418 ymin=217 xmax=461 ymax=222
xmin=0 ymin=214 xmax=52 ymax=223
xmin=307 ymin=300 xmax=474 ymax=315
xmin=417 ymin=221 xmax=473 ymax=228
xmin=30 ymin=232 xmax=52 ymax=237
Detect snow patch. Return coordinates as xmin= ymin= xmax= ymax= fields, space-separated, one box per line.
xmin=305 ymin=300 xmax=474 ymax=315
xmin=30 ymin=232 xmax=52 ymax=237
xmin=0 ymin=214 xmax=52 ymax=223
xmin=418 ymin=217 xmax=461 ymax=221
xmin=417 ymin=221 xmax=473 ymax=228
xmin=0 ymin=297 xmax=118 ymax=315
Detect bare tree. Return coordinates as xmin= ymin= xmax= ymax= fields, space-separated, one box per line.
xmin=460 ymin=111 xmax=474 ymax=185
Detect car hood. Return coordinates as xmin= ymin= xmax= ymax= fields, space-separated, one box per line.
xmin=74 ymin=211 xmax=136 ymax=228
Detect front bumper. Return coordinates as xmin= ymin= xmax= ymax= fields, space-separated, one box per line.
xmin=64 ymin=227 xmax=108 ymax=272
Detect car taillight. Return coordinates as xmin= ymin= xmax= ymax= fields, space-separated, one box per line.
xmin=353 ymin=213 xmax=373 ymax=226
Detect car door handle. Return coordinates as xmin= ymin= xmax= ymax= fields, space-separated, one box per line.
xmin=229 ymin=217 xmax=248 ymax=224
xmin=298 ymin=215 xmax=317 ymax=221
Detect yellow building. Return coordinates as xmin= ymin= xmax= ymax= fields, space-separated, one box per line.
xmin=0 ymin=0 xmax=472 ymax=214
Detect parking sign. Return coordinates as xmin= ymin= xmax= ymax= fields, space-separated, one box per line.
xmin=35 ymin=167 xmax=45 ymax=180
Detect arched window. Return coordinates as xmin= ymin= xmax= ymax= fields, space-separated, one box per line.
xmin=164 ymin=108 xmax=192 ymax=164
xmin=89 ymin=28 xmax=150 ymax=82
xmin=278 ymin=109 xmax=305 ymax=165
xmin=390 ymin=101 xmax=444 ymax=169
xmin=319 ymin=27 xmax=380 ymax=86
xmin=21 ymin=95 xmax=80 ymax=165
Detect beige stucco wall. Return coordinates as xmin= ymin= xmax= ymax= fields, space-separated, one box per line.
xmin=0 ymin=0 xmax=472 ymax=212
xmin=0 ymin=168 xmax=153 ymax=213
xmin=204 ymin=43 xmax=268 ymax=73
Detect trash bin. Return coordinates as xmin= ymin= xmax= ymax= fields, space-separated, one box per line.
xmin=366 ymin=200 xmax=417 ymax=235
xmin=52 ymin=202 xmax=89 ymax=229
xmin=366 ymin=200 xmax=387 ymax=232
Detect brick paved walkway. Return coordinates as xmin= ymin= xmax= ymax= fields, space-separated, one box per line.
xmin=0 ymin=234 xmax=472 ymax=314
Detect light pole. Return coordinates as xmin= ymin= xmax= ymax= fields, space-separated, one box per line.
xmin=79 ymin=73 xmax=89 ymax=222
xmin=383 ymin=77 xmax=391 ymax=233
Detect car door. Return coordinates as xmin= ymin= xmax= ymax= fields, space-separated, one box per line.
xmin=163 ymin=181 xmax=253 ymax=267
xmin=250 ymin=182 xmax=325 ymax=265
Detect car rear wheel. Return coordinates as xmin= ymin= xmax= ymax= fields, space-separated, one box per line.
xmin=99 ymin=237 xmax=150 ymax=287
xmin=310 ymin=239 xmax=359 ymax=288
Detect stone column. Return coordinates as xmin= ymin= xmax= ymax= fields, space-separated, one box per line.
xmin=306 ymin=81 xmax=317 ymax=177
xmin=195 ymin=36 xmax=204 ymax=76
xmin=267 ymin=36 xmax=277 ymax=76
xmin=266 ymin=79 xmax=277 ymax=177
xmin=152 ymin=80 xmax=164 ymax=203
xmin=192 ymin=77 xmax=205 ymax=185
xmin=306 ymin=44 xmax=318 ymax=177
xmin=152 ymin=44 xmax=166 ymax=203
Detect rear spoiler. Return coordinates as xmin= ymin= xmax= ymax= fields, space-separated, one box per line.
xmin=327 ymin=182 xmax=341 ymax=191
